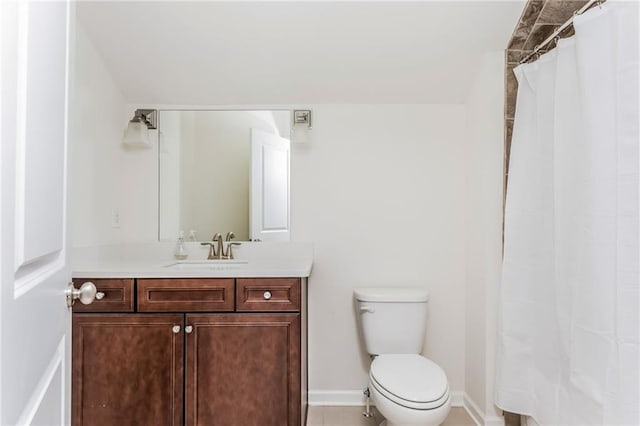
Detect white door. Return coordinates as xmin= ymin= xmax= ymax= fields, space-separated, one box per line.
xmin=1 ymin=1 xmax=73 ymax=424
xmin=250 ymin=129 xmax=290 ymax=241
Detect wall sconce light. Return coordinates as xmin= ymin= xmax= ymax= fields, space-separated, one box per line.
xmin=292 ymin=109 xmax=312 ymax=143
xmin=123 ymin=109 xmax=157 ymax=148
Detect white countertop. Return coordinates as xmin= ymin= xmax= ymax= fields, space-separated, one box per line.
xmin=71 ymin=242 xmax=313 ymax=279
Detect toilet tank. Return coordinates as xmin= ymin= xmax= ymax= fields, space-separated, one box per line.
xmin=354 ymin=288 xmax=429 ymax=355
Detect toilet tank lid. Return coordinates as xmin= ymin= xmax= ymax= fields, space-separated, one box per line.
xmin=354 ymin=287 xmax=429 ymax=302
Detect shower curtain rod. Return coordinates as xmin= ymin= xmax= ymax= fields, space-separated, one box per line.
xmin=519 ymin=0 xmax=605 ymax=64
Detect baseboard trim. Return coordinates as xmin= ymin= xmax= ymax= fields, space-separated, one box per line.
xmin=308 ymin=390 xmax=467 ymax=408
xmin=484 ymin=415 xmax=507 ymax=426
xmin=308 ymin=390 xmax=505 ymax=426
xmin=462 ymin=393 xmax=484 ymax=425
xmin=308 ymin=390 xmax=365 ymax=406
xmin=462 ymin=393 xmax=505 ymax=426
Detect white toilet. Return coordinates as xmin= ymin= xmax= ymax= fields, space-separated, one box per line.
xmin=354 ymin=288 xmax=451 ymax=426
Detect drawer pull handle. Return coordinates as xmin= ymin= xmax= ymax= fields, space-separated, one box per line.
xmin=185 ymin=326 xmax=193 ymax=334
xmin=263 ymin=291 xmax=272 ymax=300
xmin=96 ymin=292 xmax=105 ymax=300
xmin=172 ymin=325 xmax=181 ymax=334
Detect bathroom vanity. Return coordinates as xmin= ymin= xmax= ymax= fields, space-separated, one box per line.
xmin=70 ymin=243 xmax=312 ymax=426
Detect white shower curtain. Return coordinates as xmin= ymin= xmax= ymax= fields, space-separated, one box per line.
xmin=496 ymin=2 xmax=639 ymax=424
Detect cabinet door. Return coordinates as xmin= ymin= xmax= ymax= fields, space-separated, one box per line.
xmin=186 ymin=314 xmax=300 ymax=426
xmin=72 ymin=314 xmax=184 ymax=426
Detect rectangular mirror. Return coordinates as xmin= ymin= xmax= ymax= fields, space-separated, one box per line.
xmin=158 ymin=110 xmax=291 ymax=242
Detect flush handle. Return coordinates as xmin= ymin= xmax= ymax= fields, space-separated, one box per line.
xmin=360 ymin=305 xmax=375 ymax=314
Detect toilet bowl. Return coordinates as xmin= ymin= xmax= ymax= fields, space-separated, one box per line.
xmin=368 ymin=354 xmax=450 ymax=426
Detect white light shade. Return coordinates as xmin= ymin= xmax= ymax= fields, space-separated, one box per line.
xmin=123 ymin=120 xmax=151 ymax=148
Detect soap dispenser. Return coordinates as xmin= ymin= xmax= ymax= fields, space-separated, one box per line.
xmin=174 ymin=231 xmax=188 ymax=260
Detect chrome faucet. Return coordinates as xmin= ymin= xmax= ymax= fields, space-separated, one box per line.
xmin=201 ymin=233 xmax=223 ymax=259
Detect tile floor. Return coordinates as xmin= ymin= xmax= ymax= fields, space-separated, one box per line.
xmin=306 ymin=406 xmax=476 ymax=426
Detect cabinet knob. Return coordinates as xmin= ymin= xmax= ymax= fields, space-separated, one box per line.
xmin=96 ymin=292 xmax=105 ymax=300
xmin=263 ymin=291 xmax=272 ymax=300
xmin=185 ymin=325 xmax=193 ymax=334
xmin=172 ymin=325 xmax=181 ymax=334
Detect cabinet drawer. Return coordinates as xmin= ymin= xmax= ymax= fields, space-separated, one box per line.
xmin=138 ymin=279 xmax=234 ymax=312
xmin=236 ymin=278 xmax=301 ymax=312
xmin=72 ymin=278 xmax=134 ymax=312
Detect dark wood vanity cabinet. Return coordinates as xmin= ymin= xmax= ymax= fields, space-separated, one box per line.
xmin=72 ymin=277 xmax=305 ymax=426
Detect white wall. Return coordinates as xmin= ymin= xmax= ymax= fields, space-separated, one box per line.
xmin=463 ymin=51 xmax=505 ymax=421
xmin=70 ymin=24 xmax=503 ymax=409
xmin=71 ymin=98 xmax=469 ymax=396
xmin=291 ymin=105 xmax=467 ymax=394
xmin=70 ymin=24 xmax=159 ymax=247
xmin=69 ymin=24 xmax=128 ymax=247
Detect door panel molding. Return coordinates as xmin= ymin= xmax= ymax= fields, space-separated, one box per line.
xmin=16 ymin=337 xmax=66 ymax=426
xmin=14 ymin=0 xmax=69 ymax=274
xmin=250 ymin=129 xmax=291 ymax=241
xmin=14 ymin=252 xmax=65 ymax=299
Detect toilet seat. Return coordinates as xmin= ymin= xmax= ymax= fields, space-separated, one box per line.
xmin=369 ymin=354 xmax=449 ymax=410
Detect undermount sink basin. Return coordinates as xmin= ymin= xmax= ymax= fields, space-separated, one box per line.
xmin=164 ymin=259 xmax=249 ymax=270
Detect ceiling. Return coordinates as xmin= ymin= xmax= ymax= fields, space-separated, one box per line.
xmin=77 ymin=1 xmax=525 ymax=105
